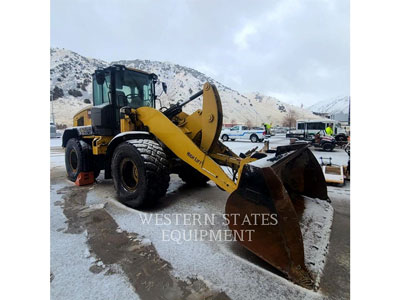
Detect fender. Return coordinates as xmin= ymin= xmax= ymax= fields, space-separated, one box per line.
xmin=104 ymin=131 xmax=152 ymax=179
xmin=62 ymin=126 xmax=94 ymax=147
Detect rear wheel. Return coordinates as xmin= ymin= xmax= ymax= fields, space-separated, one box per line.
xmin=111 ymin=139 xmax=170 ymax=208
xmin=177 ymin=163 xmax=210 ymax=186
xmin=221 ymin=134 xmax=229 ymax=141
xmin=65 ymin=138 xmax=95 ymax=181
xmin=335 ymin=134 xmax=347 ymax=142
xmin=250 ymin=134 xmax=259 ymax=143
xmin=322 ymin=143 xmax=334 ymax=151
xmin=230 ymin=138 xmax=236 ymax=141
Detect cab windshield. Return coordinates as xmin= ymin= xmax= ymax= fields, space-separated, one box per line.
xmin=115 ymin=70 xmax=154 ymax=108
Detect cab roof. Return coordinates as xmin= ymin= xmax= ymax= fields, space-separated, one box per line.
xmin=93 ymin=64 xmax=153 ymax=76
xmin=297 ymin=119 xmax=337 ymax=123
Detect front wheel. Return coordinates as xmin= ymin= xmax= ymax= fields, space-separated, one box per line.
xmin=221 ymin=134 xmax=229 ymax=142
xmin=65 ymin=138 xmax=94 ymax=181
xmin=250 ymin=134 xmax=259 ymax=143
xmin=111 ymin=139 xmax=170 ymax=208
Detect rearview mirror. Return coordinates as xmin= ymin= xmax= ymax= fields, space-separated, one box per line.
xmin=95 ymin=72 xmax=105 ymax=85
xmin=162 ymin=82 xmax=167 ymax=94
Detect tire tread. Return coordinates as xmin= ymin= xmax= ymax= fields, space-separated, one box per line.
xmin=115 ymin=139 xmax=170 ymax=207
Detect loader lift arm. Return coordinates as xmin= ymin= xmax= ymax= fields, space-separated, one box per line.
xmin=136 ymin=82 xmax=241 ymax=192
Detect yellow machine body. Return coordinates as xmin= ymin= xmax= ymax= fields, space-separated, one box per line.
xmin=73 ymin=106 xmax=92 ymax=127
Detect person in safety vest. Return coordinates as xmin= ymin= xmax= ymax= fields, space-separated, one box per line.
xmin=325 ymin=124 xmax=333 ymax=136
xmin=264 ymin=122 xmax=272 ymax=135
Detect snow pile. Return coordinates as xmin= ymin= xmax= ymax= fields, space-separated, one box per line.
xmin=300 ymin=197 xmax=334 ymax=288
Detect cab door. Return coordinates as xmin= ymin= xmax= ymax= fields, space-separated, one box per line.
xmin=229 ymin=125 xmax=240 ymax=138
xmin=241 ymin=126 xmax=249 ymax=138
xmin=91 ymin=69 xmax=119 ymax=135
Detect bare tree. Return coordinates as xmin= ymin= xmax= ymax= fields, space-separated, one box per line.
xmin=56 ymin=123 xmax=68 ymax=129
xmin=282 ymin=109 xmax=298 ymax=128
xmin=245 ymin=118 xmax=254 ymax=128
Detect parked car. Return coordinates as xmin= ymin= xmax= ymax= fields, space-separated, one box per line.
xmin=220 ymin=125 xmax=267 ymax=142
xmin=272 ymin=127 xmax=289 ymax=134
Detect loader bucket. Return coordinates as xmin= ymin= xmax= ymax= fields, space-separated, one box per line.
xmin=225 ymin=144 xmax=329 ymax=289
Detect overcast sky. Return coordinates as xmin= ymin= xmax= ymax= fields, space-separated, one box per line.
xmin=51 ymin=0 xmax=349 ymax=106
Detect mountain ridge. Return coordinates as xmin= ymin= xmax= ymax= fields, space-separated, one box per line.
xmin=50 ymin=47 xmax=326 ymax=126
xmin=307 ymin=96 xmax=349 ymax=115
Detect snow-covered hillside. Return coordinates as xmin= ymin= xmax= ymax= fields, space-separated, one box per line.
xmin=50 ymin=48 xmax=108 ymax=125
xmin=245 ymin=92 xmax=321 ymax=126
xmin=307 ymin=96 xmax=349 ymax=114
xmin=50 ymin=48 xmax=319 ymax=126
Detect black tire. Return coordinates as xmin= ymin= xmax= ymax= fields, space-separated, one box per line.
xmin=336 ymin=135 xmax=347 ymax=142
xmin=322 ymin=143 xmax=334 ymax=151
xmin=177 ymin=163 xmax=210 ymax=186
xmin=111 ymin=139 xmax=170 ymax=208
xmin=250 ymin=134 xmax=259 ymax=143
xmin=65 ymin=138 xmax=94 ymax=182
xmin=230 ymin=138 xmax=236 ymax=141
xmin=221 ymin=134 xmax=229 ymax=142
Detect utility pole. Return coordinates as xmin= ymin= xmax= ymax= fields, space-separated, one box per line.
xmin=51 ymin=93 xmax=55 ymax=124
xmin=348 ymin=96 xmax=350 ymax=125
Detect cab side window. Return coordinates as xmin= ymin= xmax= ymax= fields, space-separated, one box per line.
xmin=93 ymin=73 xmax=111 ymax=106
xmin=93 ymin=80 xmax=102 ymax=106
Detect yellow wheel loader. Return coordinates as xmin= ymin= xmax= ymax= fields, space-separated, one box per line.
xmin=62 ymin=64 xmax=331 ymax=289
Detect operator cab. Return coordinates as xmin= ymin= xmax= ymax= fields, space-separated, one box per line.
xmin=91 ymin=65 xmax=158 ymax=135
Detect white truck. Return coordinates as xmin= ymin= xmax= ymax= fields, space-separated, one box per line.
xmin=220 ymin=125 xmax=267 ymax=142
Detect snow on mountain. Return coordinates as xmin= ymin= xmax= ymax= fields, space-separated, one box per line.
xmin=50 ymin=48 xmax=318 ymax=126
xmin=50 ymin=48 xmax=108 ymax=125
xmin=307 ymin=96 xmax=349 ymax=115
xmin=244 ymin=92 xmax=321 ymax=126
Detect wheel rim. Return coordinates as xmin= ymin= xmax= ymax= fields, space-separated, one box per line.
xmin=69 ymin=149 xmax=78 ymax=172
xmin=120 ymin=158 xmax=139 ymax=191
xmin=251 ymin=136 xmax=257 ymax=142
xmin=223 ymin=135 xmax=228 ymax=141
